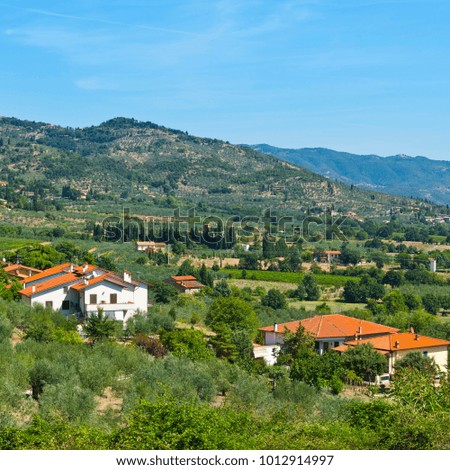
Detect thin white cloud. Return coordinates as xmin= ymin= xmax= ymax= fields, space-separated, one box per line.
xmin=0 ymin=3 xmax=203 ymax=37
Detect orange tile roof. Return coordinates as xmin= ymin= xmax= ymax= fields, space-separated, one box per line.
xmin=21 ymin=263 xmax=99 ymax=286
xmin=3 ymin=264 xmax=42 ymax=274
xmin=70 ymin=273 xmax=110 ymax=291
xmin=180 ymin=280 xmax=204 ymax=289
xmin=171 ymin=275 xmax=198 ymax=281
xmin=21 ymin=263 xmax=73 ymax=285
xmin=73 ymin=264 xmax=98 ymax=274
xmin=259 ymin=314 xmax=399 ymax=339
xmin=324 ymin=250 xmax=341 ymax=255
xmin=70 ymin=273 xmax=133 ymax=291
xmin=344 ymin=332 xmax=450 ymax=352
xmin=333 ymin=344 xmax=350 ymax=353
xmin=19 ymin=273 xmax=79 ymax=297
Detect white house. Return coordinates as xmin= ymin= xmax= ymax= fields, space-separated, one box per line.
xmin=18 ymin=263 xmax=148 ymax=322
xmin=336 ymin=331 xmax=450 ymax=374
xmin=259 ymin=314 xmax=399 ymax=354
xmin=135 ymin=241 xmax=166 ymax=253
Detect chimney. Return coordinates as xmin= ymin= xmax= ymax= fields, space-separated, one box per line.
xmin=358 ymin=326 xmax=362 ymax=334
xmin=82 ymin=263 xmax=88 ymax=273
xmin=273 ymin=323 xmax=278 ymax=333
xmin=69 ymin=263 xmax=74 ymax=272
xmin=123 ymin=270 xmax=132 ymax=283
xmin=394 ymin=341 xmax=400 ymax=348
xmin=32 ymin=285 xmax=36 ymax=293
xmin=410 ymin=326 xmax=415 ymax=334
xmin=415 ymin=334 xmax=420 ymax=340
xmin=84 ymin=278 xmax=88 ymax=285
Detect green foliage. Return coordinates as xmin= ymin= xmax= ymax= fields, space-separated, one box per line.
xmin=153 ymin=282 xmax=179 ymax=304
xmin=126 ymin=311 xmax=175 ymax=336
xmin=394 ymin=351 xmax=437 ymax=376
xmin=213 ymin=278 xmax=232 ymax=297
xmin=223 ymin=269 xmax=358 ymax=286
xmin=261 ymin=289 xmax=287 ymax=310
xmin=206 ymin=297 xmax=258 ymax=337
xmin=382 ymin=270 xmax=404 ymax=287
xmin=38 ymin=379 xmax=96 ymax=423
xmin=134 ymin=333 xmax=168 ymax=358
xmin=111 ymin=398 xmax=256 ymax=450
xmin=343 ymin=275 xmax=385 ymax=303
xmin=302 ymin=273 xmax=322 ymax=301
xmin=160 ymin=329 xmax=213 ymax=361
xmin=393 ymin=367 xmax=450 ymax=413
xmin=0 ymin=311 xmax=13 ymax=342
xmin=383 ymin=289 xmax=407 ymax=314
xmin=29 ymin=359 xmax=57 ymax=400
xmin=83 ymin=310 xmax=116 ymax=343
xmin=342 ymin=344 xmax=388 ymax=381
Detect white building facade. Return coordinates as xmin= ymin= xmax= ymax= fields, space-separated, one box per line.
xmin=19 ymin=263 xmax=148 ymax=322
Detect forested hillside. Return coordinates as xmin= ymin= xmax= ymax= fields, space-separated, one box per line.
xmin=249 ymin=144 xmax=450 ymax=205
xmin=0 ymin=117 xmax=432 ymax=218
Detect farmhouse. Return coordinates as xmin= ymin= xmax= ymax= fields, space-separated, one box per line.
xmin=324 ymin=250 xmax=341 ymax=263
xmin=166 ymin=275 xmax=205 ymax=294
xmin=135 ymin=241 xmax=166 ymax=253
xmin=17 ymin=263 xmax=148 ymax=322
xmin=335 ymin=331 xmax=450 ymax=374
xmin=2 ymin=263 xmax=42 ymax=280
xmin=259 ymin=314 xmax=399 ymax=354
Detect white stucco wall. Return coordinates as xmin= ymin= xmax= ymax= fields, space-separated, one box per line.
xmin=391 ymin=346 xmax=449 ymax=374
xmin=29 ymin=285 xmax=79 ymax=312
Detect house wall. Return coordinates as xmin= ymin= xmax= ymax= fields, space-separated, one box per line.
xmin=134 ymin=283 xmax=148 ymax=313
xmin=82 ymin=282 xmax=131 ymax=306
xmin=82 ymin=281 xmax=148 ymax=322
xmin=390 ymin=345 xmax=449 ymax=374
xmin=264 ymin=332 xmax=346 ymax=354
xmin=29 ymin=285 xmax=79 ymax=313
xmin=263 ymin=331 xmax=284 ymax=345
xmin=315 ymin=338 xmax=345 ymax=355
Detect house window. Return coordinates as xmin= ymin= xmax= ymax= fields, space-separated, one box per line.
xmin=110 ymin=293 xmax=117 ymax=304
xmin=62 ymin=300 xmax=70 ymax=310
xmin=45 ymin=301 xmax=53 ymax=309
xmin=89 ymin=294 xmax=97 ymax=304
xmin=334 ymin=341 xmax=340 ymax=347
xmin=323 ymin=342 xmax=329 ymax=351
xmin=423 ymin=351 xmax=428 ymax=357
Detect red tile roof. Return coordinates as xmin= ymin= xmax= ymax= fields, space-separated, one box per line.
xmin=171 ymin=275 xmax=198 ymax=281
xmin=17 ymin=263 xmax=144 ymax=297
xmin=21 ymin=264 xmax=99 ymax=286
xmin=70 ymin=273 xmax=132 ymax=291
xmin=180 ymin=280 xmax=204 ymax=289
xmin=21 ymin=263 xmax=73 ymax=285
xmin=70 ymin=273 xmax=110 ymax=291
xmin=3 ymin=264 xmax=42 ymax=274
xmin=259 ymin=314 xmax=399 ymax=339
xmin=344 ymin=332 xmax=450 ymax=352
xmin=19 ymin=273 xmax=79 ymax=297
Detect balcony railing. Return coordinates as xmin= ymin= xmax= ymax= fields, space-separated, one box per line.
xmin=85 ymin=302 xmax=136 ymax=312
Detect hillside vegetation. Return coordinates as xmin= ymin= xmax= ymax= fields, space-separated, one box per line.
xmin=250 ymin=144 xmax=450 ymax=205
xmin=0 ymin=117 xmax=432 ymax=219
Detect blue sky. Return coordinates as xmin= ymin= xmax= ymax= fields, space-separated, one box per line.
xmin=1 ymin=0 xmax=449 ymax=159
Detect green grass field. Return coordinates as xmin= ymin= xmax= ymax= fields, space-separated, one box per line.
xmin=288 ymin=300 xmax=367 ymax=313
xmin=0 ymin=236 xmax=46 ymax=251
xmin=222 ymin=269 xmax=358 ymax=286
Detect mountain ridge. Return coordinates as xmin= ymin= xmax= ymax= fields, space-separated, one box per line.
xmin=0 ymin=116 xmax=435 ymax=220
xmin=248 ymin=144 xmax=450 ymax=205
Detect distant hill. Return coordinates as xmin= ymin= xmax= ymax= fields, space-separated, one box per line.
xmin=0 ymin=117 xmax=433 ymax=218
xmin=247 ymin=145 xmax=450 ymax=205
